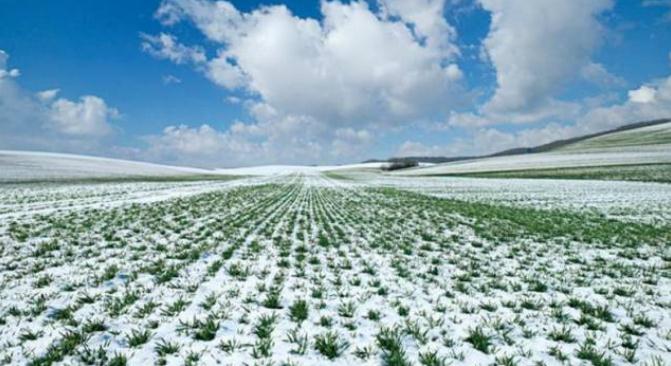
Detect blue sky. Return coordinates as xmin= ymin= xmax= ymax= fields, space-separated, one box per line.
xmin=1 ymin=0 xmax=670 ymax=167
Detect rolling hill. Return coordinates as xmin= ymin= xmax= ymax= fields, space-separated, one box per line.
xmin=395 ymin=119 xmax=671 ymax=182
xmin=0 ymin=151 xmax=223 ymax=183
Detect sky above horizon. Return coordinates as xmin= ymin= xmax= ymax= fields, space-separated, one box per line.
xmin=1 ymin=0 xmax=671 ymax=168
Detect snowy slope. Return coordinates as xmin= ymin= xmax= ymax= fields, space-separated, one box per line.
xmin=559 ymin=120 xmax=671 ymax=151
xmin=0 ymin=150 xmax=217 ymax=182
xmin=396 ymin=122 xmax=671 ymax=176
xmin=0 ymin=151 xmax=388 ymax=181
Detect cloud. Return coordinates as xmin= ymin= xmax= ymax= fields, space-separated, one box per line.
xmin=140 ymin=103 xmax=381 ymax=167
xmin=628 ymin=85 xmax=657 ymax=104
xmin=397 ymin=124 xmax=571 ymax=158
xmin=377 ymin=0 xmax=459 ymax=58
xmin=448 ymin=98 xmax=583 ymax=127
xmin=141 ymin=124 xmax=242 ymax=168
xmin=205 ymin=51 xmax=246 ymax=89
xmin=0 ymin=75 xmax=45 ymax=149
xmin=505 ymin=76 xmax=671 ymax=150
xmin=446 ymin=111 xmax=490 ymax=128
xmin=643 ymin=0 xmax=671 ymax=22
xmin=146 ymin=124 xmax=229 ymax=156
xmin=36 ymin=88 xmax=60 ymax=102
xmin=147 ymin=0 xmax=648 ymax=166
xmin=0 ymin=68 xmax=20 ymax=79
xmin=0 ymin=50 xmax=21 ymax=79
xmin=226 ymin=96 xmax=241 ymax=104
xmin=578 ymin=76 xmax=671 ymax=130
xmin=398 ymin=126 xmax=527 ymax=157
xmin=48 ymin=95 xmax=118 ymax=136
xmin=140 ymin=32 xmax=206 ymax=64
xmin=156 ymin=4 xmax=462 ymax=123
xmin=142 ymin=115 xmax=326 ymax=167
xmin=435 ymin=0 xmax=618 ymax=128
xmin=396 ymin=140 xmax=459 ymax=157
xmin=408 ymin=74 xmax=671 ymax=158
xmin=331 ymin=128 xmax=372 ymax=157
xmin=133 ymin=1 xmax=671 ymax=166
xmin=142 ymin=0 xmax=467 ymax=165
xmin=156 ymin=0 xmax=244 ymax=42
xmin=444 ymin=63 xmax=463 ymax=81
xmin=0 ymin=50 xmax=119 ymax=151
xmin=581 ymin=62 xmax=626 ymax=88
xmin=162 ymin=74 xmax=182 ymax=84
xmin=478 ymin=0 xmax=613 ymax=117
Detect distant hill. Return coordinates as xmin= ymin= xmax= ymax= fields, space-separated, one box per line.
xmin=394 ymin=118 xmax=671 ymax=177
xmin=376 ymin=118 xmax=671 ymax=164
xmin=491 ymin=118 xmax=671 ymax=156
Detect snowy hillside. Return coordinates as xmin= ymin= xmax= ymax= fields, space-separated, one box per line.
xmin=396 ymin=121 xmax=671 ymax=176
xmin=0 ymin=151 xmax=216 ymax=182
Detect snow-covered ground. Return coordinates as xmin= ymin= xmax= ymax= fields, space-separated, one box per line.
xmin=0 ymin=176 xmax=276 ymax=220
xmin=215 ymin=162 xmax=386 ymax=176
xmin=0 ymin=172 xmax=669 ymax=366
xmin=395 ymin=144 xmax=671 ymax=176
xmin=0 ymin=150 xmax=218 ymax=182
xmin=344 ymin=174 xmax=671 ymax=225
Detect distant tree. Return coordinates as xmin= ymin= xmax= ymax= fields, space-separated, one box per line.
xmin=381 ymin=160 xmax=419 ymax=171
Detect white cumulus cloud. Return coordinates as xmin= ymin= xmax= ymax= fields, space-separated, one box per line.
xmin=412 ymin=74 xmax=671 ymax=158
xmin=48 ymin=95 xmax=119 ymax=136
xmin=141 ymin=0 xmax=466 ymax=165
xmin=153 ymin=0 xmax=464 ymax=122
xmin=377 ymin=0 xmax=459 ymax=58
xmin=36 ymin=88 xmax=60 ymax=102
xmin=0 ymin=50 xmax=21 ymax=79
xmin=0 ymin=50 xmax=120 ymax=152
xmin=479 ymin=0 xmax=613 ymax=117
xmin=628 ymin=85 xmax=657 ymax=104
xmin=143 ymin=116 xmax=327 ymax=167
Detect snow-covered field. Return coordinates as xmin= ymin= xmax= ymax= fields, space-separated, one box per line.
xmin=0 ymin=151 xmax=219 ymax=182
xmin=215 ymin=162 xmax=386 ymax=176
xmin=1 ymin=167 xmax=670 ymax=366
xmin=342 ymin=173 xmax=671 ymax=226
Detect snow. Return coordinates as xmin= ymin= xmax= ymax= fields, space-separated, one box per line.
xmin=0 ymin=150 xmax=217 ymax=182
xmin=215 ymin=162 xmax=386 ymax=176
xmin=560 ymin=121 xmax=671 ymax=152
xmin=1 ymin=141 xmax=671 ymax=365
xmin=395 ymin=121 xmax=671 ymax=176
xmin=0 ymin=150 xmax=420 ymax=180
xmin=350 ymin=174 xmax=671 ymax=225
xmin=0 ymin=173 xmax=670 ymax=365
xmin=395 ymin=144 xmax=671 ymax=176
xmin=0 ymin=176 xmax=276 ymax=220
